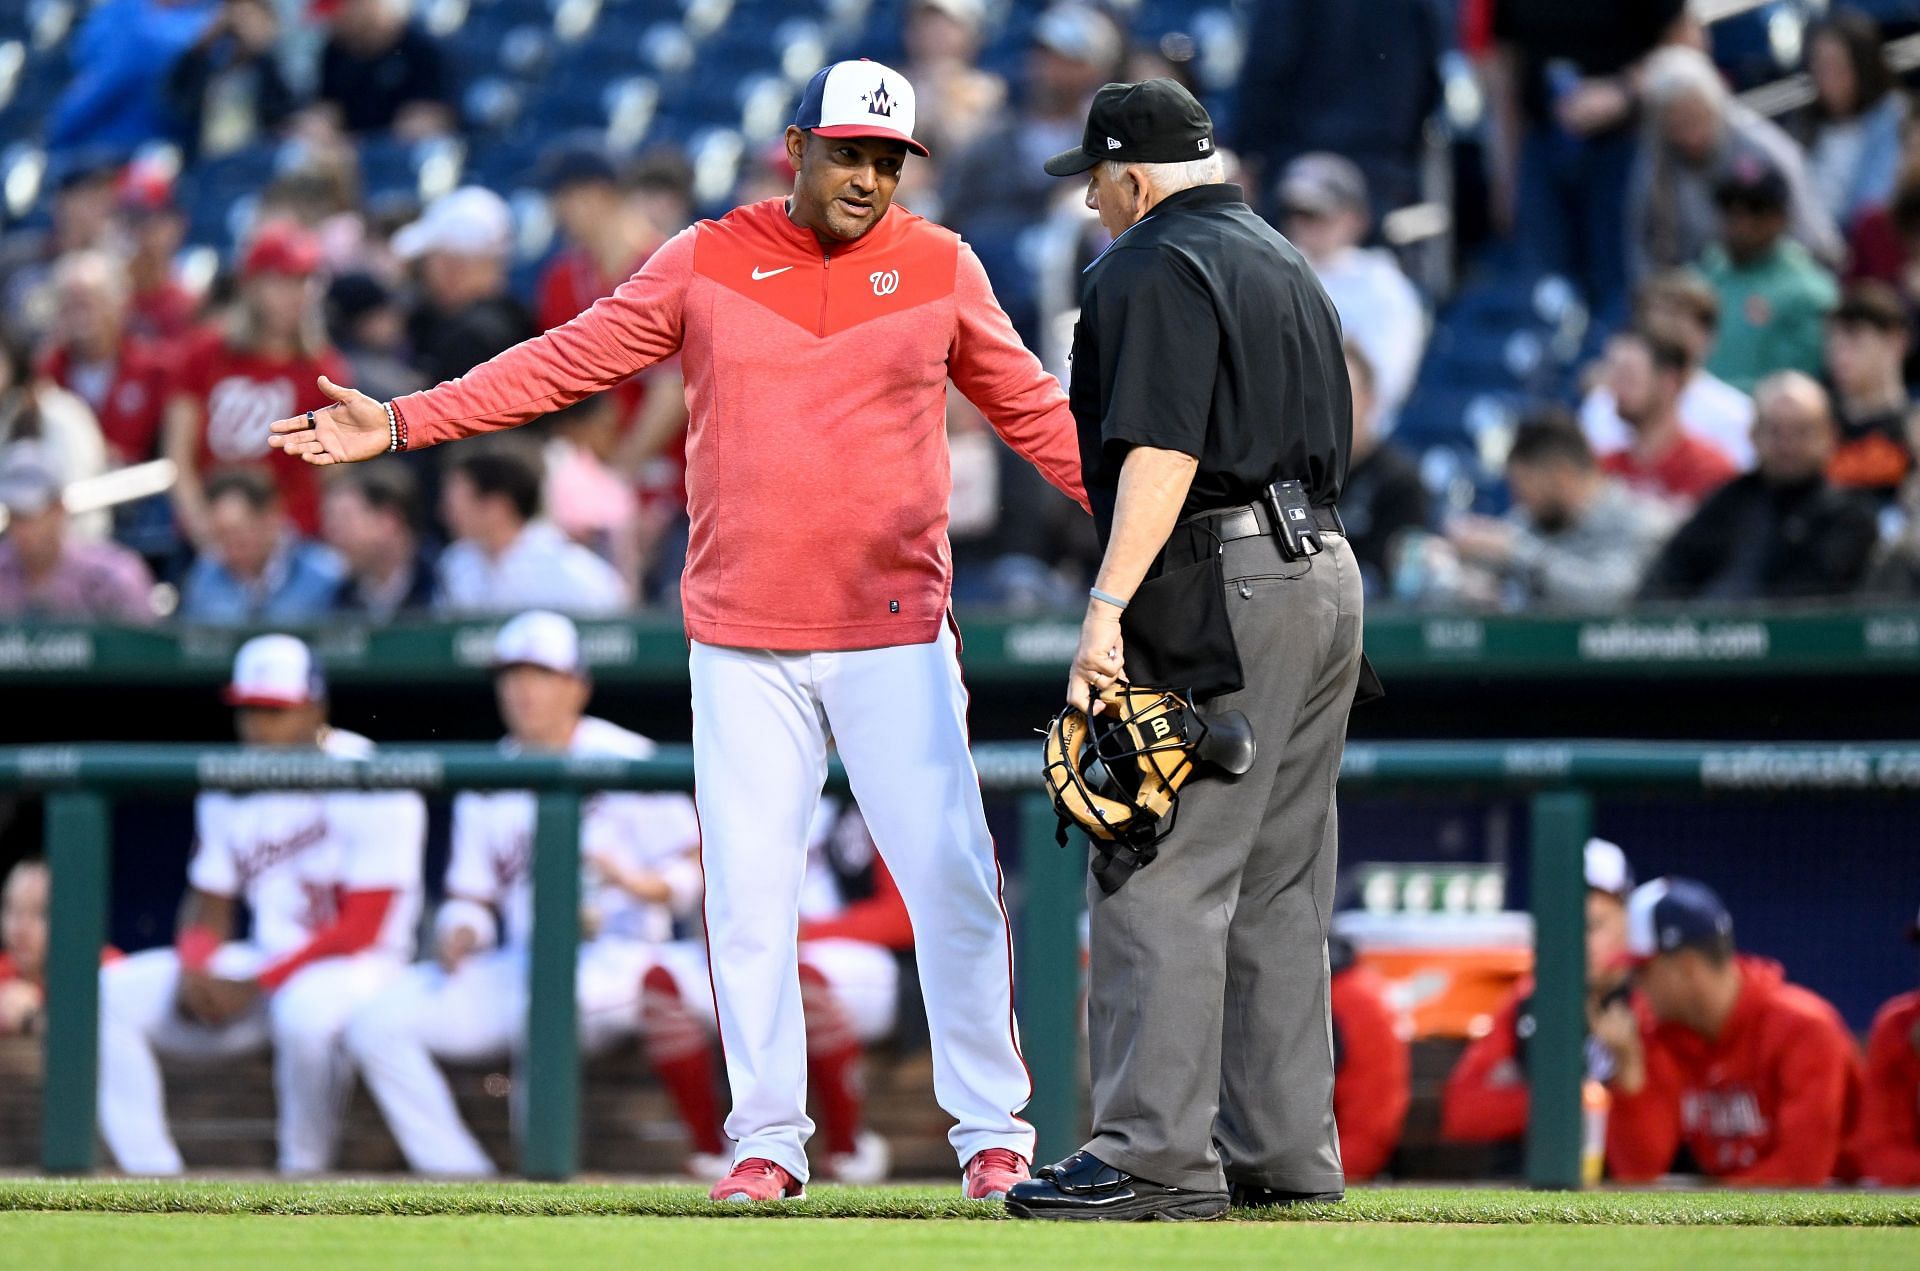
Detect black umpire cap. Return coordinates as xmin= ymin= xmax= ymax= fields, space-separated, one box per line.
xmin=1043 ymin=78 xmax=1216 ymax=176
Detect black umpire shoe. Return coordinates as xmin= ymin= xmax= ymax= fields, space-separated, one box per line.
xmin=1004 ymin=1150 xmax=1229 ymax=1222
xmin=1229 ymin=1183 xmax=1345 ymax=1209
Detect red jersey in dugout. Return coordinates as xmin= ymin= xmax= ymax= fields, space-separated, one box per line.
xmin=170 ymin=326 xmax=350 ymax=536
xmin=1606 ymin=956 xmax=1863 ymax=1184
xmin=1852 ymin=989 xmax=1920 ymax=1185
xmin=1329 ymin=958 xmax=1412 ymax=1181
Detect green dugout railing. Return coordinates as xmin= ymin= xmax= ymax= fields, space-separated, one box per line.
xmin=8 ymin=739 xmax=1920 ymax=1189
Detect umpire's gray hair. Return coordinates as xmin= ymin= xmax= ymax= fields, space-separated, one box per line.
xmin=1102 ymin=153 xmax=1227 ymax=199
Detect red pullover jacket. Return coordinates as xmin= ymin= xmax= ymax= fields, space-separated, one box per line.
xmin=1606 ymin=956 xmax=1863 ymax=1184
xmin=1853 ymin=989 xmax=1920 ymax=1185
xmin=392 ymin=199 xmax=1088 ymax=651
xmin=1330 ymin=960 xmax=1411 ymax=1180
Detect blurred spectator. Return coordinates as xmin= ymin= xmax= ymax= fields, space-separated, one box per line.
xmin=37 ymin=251 xmax=171 ymax=466
xmin=1801 ymin=10 xmax=1905 ymax=231
xmin=1841 ymin=110 xmax=1920 ymax=289
xmin=1641 ymin=372 xmax=1879 ymax=602
xmin=1280 ymin=154 xmax=1427 ymax=428
xmin=1632 ymin=47 xmax=1843 ymax=282
xmin=1600 ymin=878 xmax=1861 ymax=1185
xmin=901 ymin=0 xmax=1006 ymax=156
xmin=1336 ymin=343 xmax=1430 ymax=597
xmin=0 ymin=159 xmax=120 ymax=342
xmin=1864 ymin=407 xmax=1920 ymax=596
xmin=543 ymin=395 xmax=643 ymax=593
xmin=179 ymin=466 xmax=342 ymax=623
xmin=315 ymin=0 xmax=456 ymax=138
xmin=628 ymin=149 xmax=697 ymax=244
xmin=1597 ymin=322 xmax=1737 ymax=508
xmin=323 ymin=464 xmax=435 ymax=621
xmin=435 ymin=445 xmax=629 ymax=615
xmin=535 ymin=148 xmax=656 ymax=335
xmin=1234 ymin=0 xmax=1441 ymax=220
xmin=1487 ymin=0 xmax=1693 ymax=323
xmin=1700 ymin=157 xmax=1839 ymax=393
xmin=941 ymin=3 xmax=1122 ymax=337
xmin=166 ymin=0 xmax=297 ymax=162
xmin=1824 ymin=282 xmax=1914 ymax=496
xmin=535 ymin=147 xmax=692 ymax=587
xmin=166 ymin=222 xmax=349 ymax=543
xmin=0 ymin=442 xmax=156 ymax=623
xmin=1443 ymin=838 xmax=1636 ymax=1152
xmin=396 ymin=188 xmax=533 ymax=390
xmin=1328 ymin=934 xmax=1410 ymax=1182
xmin=1580 ymin=269 xmax=1755 ymax=468
xmin=1440 ymin=412 xmax=1675 ymax=609
xmin=4 ymin=331 xmax=111 ymax=514
xmin=0 ymin=860 xmax=49 ymax=1036
xmin=47 ymin=0 xmax=218 ymax=153
xmin=1850 ymin=906 xmax=1920 ymax=1186
xmin=324 ymin=272 xmax=424 ymax=406
xmin=115 ymin=162 xmax=202 ymax=343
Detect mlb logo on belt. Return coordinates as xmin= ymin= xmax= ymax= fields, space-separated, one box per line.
xmin=794 ymin=59 xmax=931 ymax=157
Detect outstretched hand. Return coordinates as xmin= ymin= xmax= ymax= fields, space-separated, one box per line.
xmin=267 ymin=376 xmax=391 ymax=466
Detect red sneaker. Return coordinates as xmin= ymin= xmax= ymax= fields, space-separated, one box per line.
xmin=708 ymin=1157 xmax=805 ymax=1203
xmin=964 ymin=1147 xmax=1031 ymax=1201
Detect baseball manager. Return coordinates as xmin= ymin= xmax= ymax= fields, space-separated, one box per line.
xmin=267 ymin=59 xmax=1087 ymax=1204
xmin=1008 ymin=79 xmax=1373 ymax=1221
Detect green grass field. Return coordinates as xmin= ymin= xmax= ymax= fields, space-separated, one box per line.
xmin=3 ymin=1181 xmax=1916 ymax=1270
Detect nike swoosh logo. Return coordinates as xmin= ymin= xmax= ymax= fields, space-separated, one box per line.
xmin=751 ymin=266 xmax=793 ymax=280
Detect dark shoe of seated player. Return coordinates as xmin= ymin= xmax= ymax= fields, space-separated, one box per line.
xmin=1004 ymin=1150 xmax=1229 ymax=1221
xmin=1229 ymin=1183 xmax=1345 ymax=1209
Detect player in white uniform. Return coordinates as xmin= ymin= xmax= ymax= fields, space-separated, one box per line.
xmin=344 ymin=610 xmax=705 ymax=1175
xmin=97 ymin=635 xmax=425 ymax=1175
xmin=648 ymin=795 xmax=908 ymax=1183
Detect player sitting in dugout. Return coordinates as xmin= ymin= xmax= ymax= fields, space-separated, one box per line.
xmin=1850 ymin=901 xmax=1920 ymax=1186
xmin=1441 ymin=839 xmax=1637 ymax=1152
xmin=344 ymin=609 xmax=707 ymax=1177
xmin=1327 ymin=934 xmax=1411 ymax=1181
xmin=98 ymin=635 xmax=427 ymax=1175
xmin=1597 ymin=877 xmax=1862 ymax=1185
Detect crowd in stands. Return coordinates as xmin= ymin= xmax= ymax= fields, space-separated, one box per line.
xmin=4 ymin=0 xmax=1920 ymax=627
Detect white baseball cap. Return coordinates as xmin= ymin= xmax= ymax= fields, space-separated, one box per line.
xmin=492 ymin=610 xmax=584 ymax=676
xmin=225 ymin=634 xmax=325 ymax=708
xmin=393 ymin=186 xmax=514 ymax=260
xmin=793 ymin=59 xmax=929 ymax=157
xmin=1584 ymin=837 xmax=1634 ymax=898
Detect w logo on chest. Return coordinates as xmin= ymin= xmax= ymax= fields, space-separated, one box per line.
xmin=206 ymin=376 xmax=296 ymax=462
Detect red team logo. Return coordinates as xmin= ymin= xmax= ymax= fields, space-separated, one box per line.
xmin=205 ymin=375 xmax=297 ymax=462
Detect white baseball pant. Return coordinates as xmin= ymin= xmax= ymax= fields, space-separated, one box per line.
xmin=344 ymin=938 xmax=709 ymax=1175
xmin=691 ymin=624 xmax=1034 ymax=1181
xmin=97 ymin=943 xmax=400 ymax=1175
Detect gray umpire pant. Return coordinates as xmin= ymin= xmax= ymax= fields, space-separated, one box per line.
xmin=1082 ymin=530 xmax=1364 ymax=1195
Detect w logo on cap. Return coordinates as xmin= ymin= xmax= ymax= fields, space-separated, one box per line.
xmin=864 ymin=80 xmax=895 ymax=117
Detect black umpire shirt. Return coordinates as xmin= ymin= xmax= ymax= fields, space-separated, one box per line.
xmin=1070 ymin=183 xmax=1351 ymax=546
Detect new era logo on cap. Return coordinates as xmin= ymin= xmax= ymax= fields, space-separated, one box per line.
xmin=794 ymin=59 xmax=930 ymax=156
xmin=1044 ymin=77 xmax=1217 ymax=177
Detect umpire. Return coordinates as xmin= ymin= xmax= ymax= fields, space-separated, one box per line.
xmin=1007 ymin=80 xmax=1368 ymax=1221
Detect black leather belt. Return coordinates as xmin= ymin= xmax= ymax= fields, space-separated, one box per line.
xmin=1185 ymin=500 xmax=1344 ymax=542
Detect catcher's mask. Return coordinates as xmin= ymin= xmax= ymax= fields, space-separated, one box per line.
xmin=1042 ymin=683 xmax=1256 ymax=887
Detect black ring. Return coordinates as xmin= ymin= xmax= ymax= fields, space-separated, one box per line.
xmin=306 ymin=411 xmax=315 ymax=428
